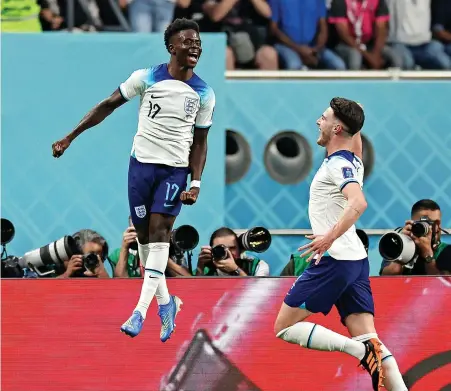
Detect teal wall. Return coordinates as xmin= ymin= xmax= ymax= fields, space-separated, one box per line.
xmin=1 ymin=33 xmax=226 ymax=259
xmin=2 ymin=34 xmax=450 ymax=275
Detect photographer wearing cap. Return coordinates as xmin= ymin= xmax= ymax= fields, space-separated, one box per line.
xmin=58 ymin=229 xmax=110 ymax=278
xmin=380 ymin=199 xmax=451 ymax=276
xmin=196 ymin=227 xmax=271 ymax=276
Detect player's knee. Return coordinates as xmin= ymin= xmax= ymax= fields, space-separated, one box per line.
xmin=274 ymin=318 xmax=289 ymax=337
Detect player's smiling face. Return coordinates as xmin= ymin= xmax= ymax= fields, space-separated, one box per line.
xmin=174 ymin=29 xmax=202 ymax=69
xmin=316 ymin=107 xmax=335 ymax=147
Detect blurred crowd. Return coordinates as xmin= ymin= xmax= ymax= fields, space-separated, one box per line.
xmin=2 ymin=0 xmax=451 ymax=70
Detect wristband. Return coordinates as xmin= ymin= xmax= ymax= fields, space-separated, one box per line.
xmin=190 ymin=180 xmax=201 ymax=188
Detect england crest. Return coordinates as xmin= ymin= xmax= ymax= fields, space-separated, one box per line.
xmin=134 ymin=205 xmax=146 ymax=219
xmin=184 ymin=97 xmax=199 ymax=115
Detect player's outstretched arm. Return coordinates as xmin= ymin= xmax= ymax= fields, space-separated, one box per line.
xmin=52 ymin=89 xmax=127 ymax=158
xmin=329 ymin=183 xmax=367 ymax=241
xmin=298 ymin=183 xmax=367 ymax=262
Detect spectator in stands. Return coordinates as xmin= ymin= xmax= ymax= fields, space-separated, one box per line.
xmin=281 ymin=229 xmax=369 ymax=276
xmin=386 ymin=0 xmax=451 ymax=69
xmin=129 ymin=0 xmax=175 ymax=32
xmin=328 ymin=0 xmax=402 ymax=70
xmin=203 ymin=0 xmax=279 ymax=70
xmin=173 ymin=0 xmax=236 ymax=69
xmin=269 ymin=0 xmax=346 ymax=70
xmin=380 ymin=199 xmax=451 ymax=276
xmin=196 ymin=227 xmax=270 ymax=276
xmin=58 ymin=229 xmax=110 ymax=278
xmin=109 ymin=217 xmax=191 ymax=277
xmin=37 ymin=0 xmax=102 ymax=31
xmin=431 ymin=0 xmax=451 ymax=58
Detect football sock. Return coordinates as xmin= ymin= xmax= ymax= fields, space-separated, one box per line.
xmin=134 ymin=242 xmax=169 ymax=318
xmin=277 ymin=322 xmax=366 ymax=360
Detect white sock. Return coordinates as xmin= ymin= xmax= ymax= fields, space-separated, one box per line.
xmin=155 ymin=276 xmax=170 ymax=306
xmin=277 ymin=322 xmax=366 ymax=360
xmin=134 ymin=242 xmax=169 ymax=318
xmin=353 ymin=334 xmax=408 ymax=391
xmin=137 ymin=241 xmax=170 ymax=307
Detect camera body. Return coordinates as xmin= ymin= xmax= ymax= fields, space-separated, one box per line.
xmin=82 ymin=252 xmax=99 ymax=271
xmin=379 ymin=217 xmax=437 ymax=266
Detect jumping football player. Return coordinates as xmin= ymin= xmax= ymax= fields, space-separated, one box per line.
xmin=274 ymin=98 xmax=407 ymax=391
xmin=52 ymin=19 xmax=215 ymax=341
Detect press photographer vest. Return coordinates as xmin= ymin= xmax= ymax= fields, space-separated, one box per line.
xmin=1 ymin=0 xmax=41 ymax=32
xmin=202 ymin=254 xmax=261 ymax=276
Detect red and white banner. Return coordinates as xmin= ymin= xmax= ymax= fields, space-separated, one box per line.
xmin=2 ymin=277 xmax=451 ymax=391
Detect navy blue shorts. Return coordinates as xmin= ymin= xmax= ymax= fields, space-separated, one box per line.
xmin=284 ymin=256 xmax=375 ymax=325
xmin=128 ymin=157 xmax=189 ymax=225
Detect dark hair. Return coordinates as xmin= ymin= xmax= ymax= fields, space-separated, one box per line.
xmin=330 ymin=97 xmax=365 ymax=136
xmin=411 ymin=199 xmax=441 ymax=217
xmin=164 ymin=18 xmax=200 ymax=53
xmin=209 ymin=227 xmax=237 ymax=247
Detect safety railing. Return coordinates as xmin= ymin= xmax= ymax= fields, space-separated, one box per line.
xmin=226 ymin=69 xmax=451 ymax=80
xmin=233 ymin=228 xmax=451 ymax=236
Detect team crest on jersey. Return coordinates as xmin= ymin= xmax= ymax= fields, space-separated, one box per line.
xmin=184 ymin=97 xmax=199 ymax=115
xmin=134 ymin=205 xmax=146 ymax=219
xmin=342 ymin=167 xmax=354 ymax=179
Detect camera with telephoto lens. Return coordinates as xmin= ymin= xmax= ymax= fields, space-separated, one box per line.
xmin=378 ymin=216 xmax=437 ymax=266
xmin=1 ymin=218 xmax=80 ymax=277
xmin=169 ymin=225 xmax=199 ymax=262
xmin=1 ymin=218 xmax=104 ymax=277
xmin=211 ymin=226 xmax=272 ymax=261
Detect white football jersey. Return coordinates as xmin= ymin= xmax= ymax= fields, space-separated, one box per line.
xmin=119 ymin=63 xmax=216 ymax=167
xmin=309 ymin=150 xmax=367 ymax=260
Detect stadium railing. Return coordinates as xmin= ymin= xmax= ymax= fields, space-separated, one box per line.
xmin=226 ymin=69 xmax=451 ymax=79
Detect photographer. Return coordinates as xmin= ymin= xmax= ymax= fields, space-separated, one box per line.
xmin=196 ymin=227 xmax=270 ymax=276
xmin=58 ymin=229 xmax=110 ymax=278
xmin=380 ymin=199 xmax=451 ymax=276
xmin=109 ymin=217 xmax=192 ymax=278
xmin=109 ymin=217 xmax=142 ymax=278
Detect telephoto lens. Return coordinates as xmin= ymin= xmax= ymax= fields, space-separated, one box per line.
xmin=239 ymin=227 xmax=272 ymax=253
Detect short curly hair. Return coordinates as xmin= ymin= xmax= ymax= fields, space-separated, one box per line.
xmin=330 ymin=97 xmax=365 ymax=135
xmin=164 ymin=18 xmax=200 ymax=53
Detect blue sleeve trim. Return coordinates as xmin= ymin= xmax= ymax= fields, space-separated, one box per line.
xmin=118 ymin=85 xmax=129 ymax=101
xmin=381 ymin=355 xmax=393 ymax=362
xmin=340 ymin=179 xmax=359 ymax=191
xmin=195 ymin=124 xmax=211 ymax=129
